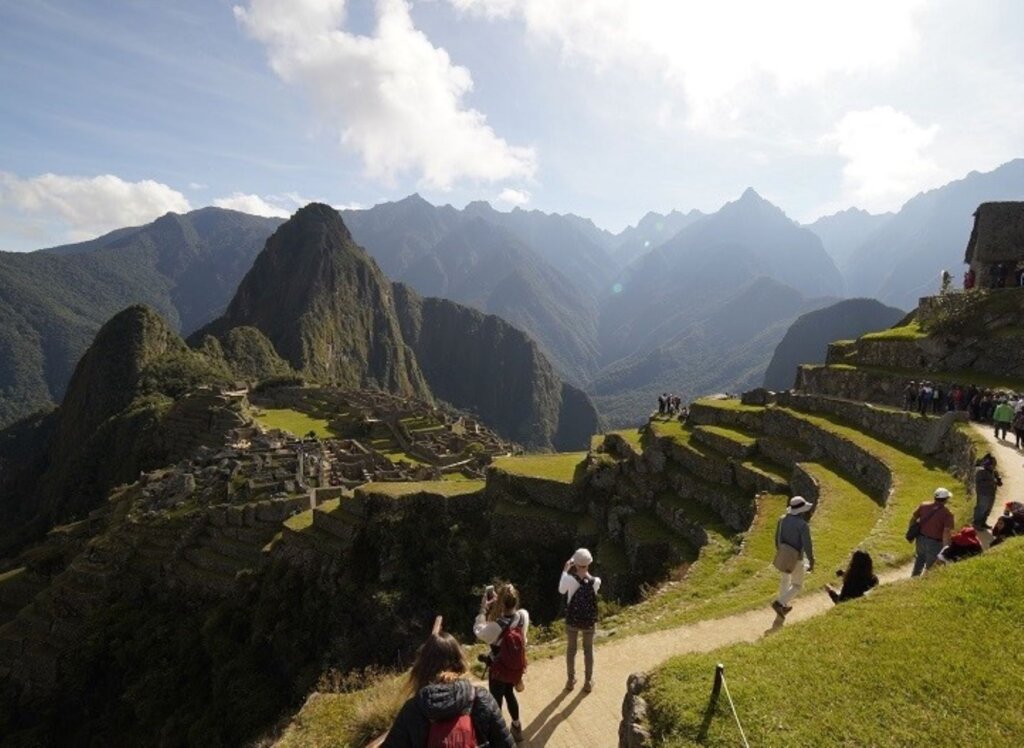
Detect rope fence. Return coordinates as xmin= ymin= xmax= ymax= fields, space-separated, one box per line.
xmin=698 ymin=663 xmax=750 ymax=747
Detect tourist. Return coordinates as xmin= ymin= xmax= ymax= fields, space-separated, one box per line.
xmin=918 ymin=381 xmax=933 ymax=416
xmin=973 ymin=454 xmax=1002 ymax=530
xmin=824 ymin=550 xmax=878 ymax=604
xmin=991 ymin=502 xmax=1024 ymax=546
xmin=657 ymin=394 xmax=666 ymax=415
xmin=964 ymin=267 xmax=975 ymax=290
xmin=993 ymin=397 xmax=1014 ymax=440
xmin=771 ymin=496 xmax=815 ymax=618
xmin=936 ymin=526 xmax=983 ymax=564
xmin=559 ymin=548 xmax=600 ymax=693
xmin=909 ymin=487 xmax=955 ymax=576
xmin=904 ymin=381 xmax=918 ymax=412
xmin=382 ymin=631 xmax=515 ymax=748
xmin=941 ymin=269 xmax=952 ymax=294
xmin=1013 ymin=408 xmax=1024 ymax=449
xmin=474 ymin=584 xmax=529 ymax=743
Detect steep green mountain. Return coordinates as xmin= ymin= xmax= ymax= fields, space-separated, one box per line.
xmin=591 ymin=274 xmax=833 ymax=424
xmin=195 ymin=203 xmax=429 ymax=397
xmin=612 ymin=208 xmax=706 ymax=266
xmin=392 ymin=283 xmax=600 ymax=450
xmin=843 ymin=159 xmax=1024 ymax=307
xmin=762 ymin=298 xmax=906 ymax=390
xmin=0 ymin=305 xmax=274 ymax=552
xmin=805 ymin=207 xmax=893 ymax=269
xmin=0 ymin=208 xmax=282 ymax=427
xmin=198 ymin=204 xmax=598 ymax=449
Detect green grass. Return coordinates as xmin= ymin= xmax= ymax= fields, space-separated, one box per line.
xmin=824 ymin=362 xmax=1024 ymax=392
xmin=692 ymin=397 xmax=763 ymax=413
xmin=649 ymin=421 xmax=718 ymax=460
xmin=859 ymin=319 xmax=926 ymax=340
xmin=491 ymin=452 xmax=586 ymax=482
xmin=277 ymin=676 xmax=407 ymax=748
xmin=645 ymin=540 xmax=1024 ymax=747
xmin=777 ymin=407 xmax=969 ymax=565
xmin=592 ymin=428 xmax=645 ymax=451
xmin=255 ymin=408 xmax=335 ymax=438
xmin=357 ymin=480 xmax=485 ymax=498
xmin=284 ymin=510 xmax=314 ymax=532
xmin=697 ymin=425 xmax=759 ymax=448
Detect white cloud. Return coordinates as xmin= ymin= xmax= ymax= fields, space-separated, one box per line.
xmin=188 ymin=182 xmax=208 ymax=190
xmin=495 ymin=187 xmax=531 ymax=207
xmin=234 ymin=0 xmax=536 ymax=189
xmin=451 ymin=1 xmax=924 ymax=131
xmin=824 ymin=106 xmax=948 ymax=212
xmin=213 ymin=192 xmax=291 ymax=217
xmin=0 ymin=172 xmax=190 ymax=243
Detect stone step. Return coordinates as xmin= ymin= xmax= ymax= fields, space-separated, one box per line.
xmin=200 ymin=528 xmax=265 ymax=564
xmin=734 ymin=459 xmax=790 ymax=494
xmin=757 ymin=436 xmax=813 ymax=471
xmin=183 ymin=547 xmax=243 ymax=578
xmin=691 ymin=425 xmax=759 ymax=460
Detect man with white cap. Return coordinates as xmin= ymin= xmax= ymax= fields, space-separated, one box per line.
xmin=771 ymin=496 xmax=815 ymax=618
xmin=559 ymin=548 xmax=601 ymax=692
xmin=909 ymin=487 xmax=955 ymax=576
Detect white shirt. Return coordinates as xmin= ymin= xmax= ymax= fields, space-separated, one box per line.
xmin=558 ymin=571 xmax=602 ymax=604
xmin=473 ymin=609 xmax=530 ymax=645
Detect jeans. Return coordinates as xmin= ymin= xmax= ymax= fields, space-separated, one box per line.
xmin=974 ymin=492 xmax=996 ymax=527
xmin=566 ymin=626 xmax=594 ymax=683
xmin=995 ymin=422 xmax=1010 ymax=439
xmin=912 ymin=536 xmax=943 ymax=576
xmin=777 ymin=562 xmax=806 ymax=606
xmin=488 ymin=678 xmax=519 ymax=722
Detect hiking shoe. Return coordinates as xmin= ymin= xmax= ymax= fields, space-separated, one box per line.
xmin=583 ymin=680 xmax=594 ymax=693
xmin=565 ymin=678 xmax=576 ymax=691
xmin=782 ymin=604 xmax=793 ymax=615
xmin=510 ymin=721 xmax=523 ymax=743
xmin=771 ymin=600 xmax=787 ymax=617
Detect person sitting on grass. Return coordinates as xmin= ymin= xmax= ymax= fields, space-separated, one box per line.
xmin=991 ymin=502 xmax=1024 ymax=546
xmin=936 ymin=526 xmax=984 ymax=565
xmin=382 ymin=630 xmax=515 ymax=748
xmin=824 ymin=550 xmax=879 ymax=604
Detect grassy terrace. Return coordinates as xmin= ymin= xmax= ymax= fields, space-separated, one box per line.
xmin=815 ymin=362 xmax=1024 ymax=391
xmin=696 ymin=424 xmax=759 ymax=448
xmin=646 ymin=540 xmax=1024 ymax=747
xmin=648 ymin=420 xmax=719 ymax=460
xmin=859 ymin=318 xmax=926 ymax=340
xmin=357 ymin=480 xmax=485 ymax=498
xmin=255 ymin=407 xmax=336 ymax=438
xmin=591 ymin=427 xmax=645 ymax=451
xmin=491 ymin=452 xmax=586 ymax=482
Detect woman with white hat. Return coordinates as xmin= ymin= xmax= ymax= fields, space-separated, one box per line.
xmin=771 ymin=496 xmax=815 ymax=618
xmin=558 ymin=548 xmax=601 ymax=692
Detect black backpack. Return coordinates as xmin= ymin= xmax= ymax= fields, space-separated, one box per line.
xmin=565 ymin=574 xmax=598 ymax=629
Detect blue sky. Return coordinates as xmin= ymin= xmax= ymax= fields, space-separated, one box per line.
xmin=1 ymin=0 xmax=1023 ymax=250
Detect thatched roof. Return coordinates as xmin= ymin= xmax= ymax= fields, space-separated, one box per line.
xmin=964 ymin=201 xmax=1024 ymax=264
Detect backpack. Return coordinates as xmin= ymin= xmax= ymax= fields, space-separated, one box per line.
xmin=489 ymin=618 xmax=527 ymax=684
xmin=565 ymin=574 xmax=598 ymax=629
xmin=426 ymin=692 xmax=477 ymax=748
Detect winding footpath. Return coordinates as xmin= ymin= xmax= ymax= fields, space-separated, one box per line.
xmin=505 ymin=423 xmax=1022 ymax=747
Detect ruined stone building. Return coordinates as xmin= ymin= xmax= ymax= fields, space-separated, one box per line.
xmin=964 ymin=201 xmax=1024 ymax=287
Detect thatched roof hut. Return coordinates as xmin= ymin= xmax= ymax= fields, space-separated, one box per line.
xmin=963 ymin=201 xmax=1024 ymax=264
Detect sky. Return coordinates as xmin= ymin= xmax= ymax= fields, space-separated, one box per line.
xmin=1 ymin=0 xmax=1023 ymax=250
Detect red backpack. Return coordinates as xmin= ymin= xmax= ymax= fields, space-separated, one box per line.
xmin=489 ymin=619 xmax=527 ymax=684
xmin=426 ymin=693 xmax=477 ymax=748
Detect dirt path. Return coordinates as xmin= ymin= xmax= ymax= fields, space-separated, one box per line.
xmin=506 ymin=424 xmax=1023 ymax=747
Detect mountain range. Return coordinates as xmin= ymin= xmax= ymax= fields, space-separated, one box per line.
xmin=3 ymin=159 xmax=1024 ymax=431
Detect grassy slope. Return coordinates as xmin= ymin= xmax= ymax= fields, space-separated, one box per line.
xmin=647 ymin=540 xmax=1024 ymax=747
xmin=255 ymin=408 xmax=336 ymax=438
xmin=358 ymin=480 xmax=485 ymax=498
xmin=491 ymin=452 xmax=586 ymax=482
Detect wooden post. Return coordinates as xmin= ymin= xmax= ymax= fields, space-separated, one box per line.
xmin=711 ymin=663 xmax=725 ymax=700
xmin=698 ymin=663 xmax=726 ymax=740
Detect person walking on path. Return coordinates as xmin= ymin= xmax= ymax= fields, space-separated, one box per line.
xmin=474 ymin=584 xmax=529 ymax=743
xmin=559 ymin=548 xmax=600 ymax=693
xmin=993 ymin=399 xmax=1014 ymax=441
xmin=771 ymin=496 xmax=815 ymax=618
xmin=382 ymin=630 xmax=515 ymax=748
xmin=973 ymin=454 xmax=1002 ymax=529
xmin=909 ymin=487 xmax=955 ymax=576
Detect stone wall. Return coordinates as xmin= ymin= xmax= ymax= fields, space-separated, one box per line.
xmin=619 ymin=673 xmax=652 ymax=748
xmin=485 ymin=469 xmax=585 ymax=514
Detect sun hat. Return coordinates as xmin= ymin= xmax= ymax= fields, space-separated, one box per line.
xmin=933 ymin=487 xmax=952 ymax=501
xmin=572 ymin=548 xmax=594 ymax=566
xmin=787 ymin=496 xmax=813 ymax=515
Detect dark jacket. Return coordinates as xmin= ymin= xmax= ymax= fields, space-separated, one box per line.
xmin=975 ymin=467 xmax=1000 ymax=499
xmin=382 ymin=679 xmax=515 ymax=748
xmin=837 ymin=574 xmax=878 ymax=602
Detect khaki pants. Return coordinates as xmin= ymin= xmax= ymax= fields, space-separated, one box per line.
xmin=777 ymin=562 xmax=806 ymax=607
xmin=566 ymin=626 xmax=594 ymax=682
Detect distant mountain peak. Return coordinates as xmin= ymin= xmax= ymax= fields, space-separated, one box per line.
xmin=739 ymin=186 xmax=763 ymax=202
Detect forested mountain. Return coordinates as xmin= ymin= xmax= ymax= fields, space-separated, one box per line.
xmin=0 ymin=208 xmax=282 ymax=426
xmin=806 ymin=208 xmax=893 ymax=269
xmin=762 ymin=298 xmax=907 ymax=390
xmin=612 ymin=208 xmax=706 ymax=266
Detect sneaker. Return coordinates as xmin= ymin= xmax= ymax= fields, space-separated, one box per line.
xmin=583 ymin=680 xmax=594 ymax=693
xmin=782 ymin=604 xmax=793 ymax=615
xmin=565 ymin=678 xmax=576 ymax=691
xmin=771 ymin=600 xmax=787 ymax=617
xmin=510 ymin=721 xmax=523 ymax=743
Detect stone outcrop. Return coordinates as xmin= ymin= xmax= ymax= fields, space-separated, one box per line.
xmin=619 ymin=672 xmax=652 ymax=748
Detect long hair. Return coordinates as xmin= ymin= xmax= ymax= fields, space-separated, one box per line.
xmin=406 ymin=633 xmax=469 ymax=695
xmin=843 ymin=550 xmax=874 ymax=586
xmin=486 ymin=583 xmax=520 ymax=623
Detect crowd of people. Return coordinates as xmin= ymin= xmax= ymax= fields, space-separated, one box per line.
xmin=656 ymin=393 xmax=686 ymax=418
xmin=963 ymin=262 xmax=1024 ymax=290
xmin=902 ymin=382 xmax=1024 ymax=445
